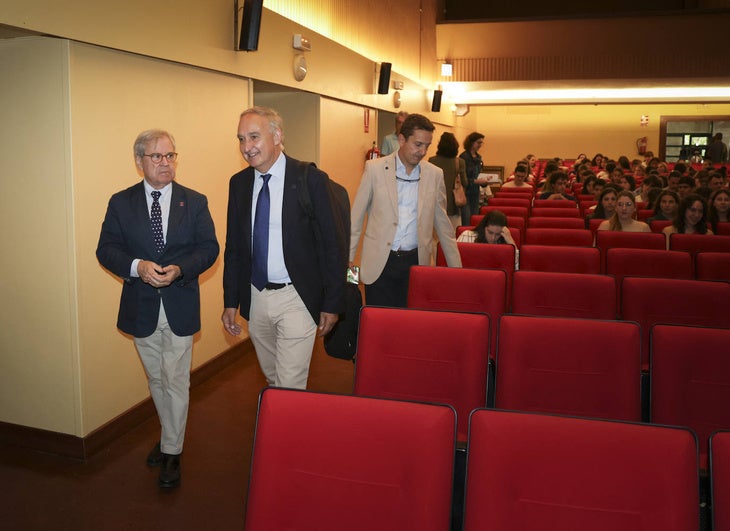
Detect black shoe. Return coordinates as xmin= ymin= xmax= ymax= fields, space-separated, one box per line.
xmin=158 ymin=453 xmax=181 ymax=488
xmin=146 ymin=442 xmax=163 ymax=467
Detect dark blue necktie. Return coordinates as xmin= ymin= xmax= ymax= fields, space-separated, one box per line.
xmin=150 ymin=190 xmax=165 ymax=254
xmin=251 ymin=174 xmax=271 ymax=290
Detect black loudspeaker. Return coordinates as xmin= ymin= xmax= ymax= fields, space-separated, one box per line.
xmin=431 ymin=90 xmax=443 ymax=112
xmin=239 ymin=0 xmax=263 ymax=51
xmin=377 ymin=63 xmax=392 ymax=94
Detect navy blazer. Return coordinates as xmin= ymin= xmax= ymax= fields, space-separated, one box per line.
xmin=96 ymin=181 xmax=219 ymax=337
xmin=223 ymin=155 xmax=345 ymax=324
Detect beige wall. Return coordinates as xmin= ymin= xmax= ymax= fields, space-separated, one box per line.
xmin=472 ymin=103 xmax=730 ymax=172
xmin=0 ymin=37 xmax=79 ymax=433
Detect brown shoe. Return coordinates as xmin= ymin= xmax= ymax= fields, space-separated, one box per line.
xmin=146 ymin=442 xmax=162 ymax=467
xmin=158 ymin=453 xmax=181 ymax=488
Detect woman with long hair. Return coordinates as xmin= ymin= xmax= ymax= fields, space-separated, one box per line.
xmin=586 ymin=186 xmax=618 ymax=227
xmin=429 ymin=132 xmax=467 ymax=230
xmin=707 ymin=188 xmax=730 ymax=233
xmin=647 ymin=190 xmax=679 ymax=223
xmin=459 ymin=132 xmax=485 ymax=225
xmin=597 ymin=191 xmax=650 ymax=232
xmin=663 ymin=193 xmax=713 ymax=239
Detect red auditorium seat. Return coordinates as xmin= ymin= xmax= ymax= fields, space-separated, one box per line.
xmin=511 ymin=271 xmax=616 ymax=320
xmin=651 ymin=324 xmax=730 ymax=470
xmin=587 ymin=216 xmax=604 ymax=234
xmin=649 ymin=219 xmax=673 ymax=233
xmin=716 ymin=222 xmax=730 ymax=236
xmin=245 ymin=388 xmax=456 ymax=531
xmin=463 ymin=409 xmax=698 ymax=531
xmin=532 ymin=199 xmax=577 ymax=209
xmin=605 ymin=248 xmax=693 ymax=297
xmin=495 ymin=188 xmax=533 ymax=197
xmin=596 ymin=231 xmax=666 ymax=271
xmin=519 ymin=245 xmax=601 ymax=274
xmin=408 ymin=265 xmax=506 ymax=356
xmin=621 ymin=277 xmax=730 ymax=368
xmin=495 ymin=315 xmax=639 ymax=420
xmin=524 ymin=228 xmax=593 ymax=247
xmin=711 ymin=431 xmax=730 ymax=531
xmin=479 ymin=205 xmax=528 ymax=219
xmin=669 ymin=233 xmax=730 ymax=257
xmin=355 ymin=306 xmax=489 ymax=442
xmin=487 ymin=197 xmax=531 ymax=211
xmin=637 ymin=209 xmax=654 ymax=221
xmin=527 ymin=216 xmax=585 ymax=230
xmin=530 ymin=207 xmax=581 ymax=218
xmin=696 ymin=252 xmax=730 ymax=281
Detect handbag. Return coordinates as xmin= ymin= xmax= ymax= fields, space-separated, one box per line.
xmin=453 ymin=159 xmax=467 ymax=207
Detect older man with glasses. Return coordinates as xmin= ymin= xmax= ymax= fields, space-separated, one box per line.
xmin=96 ymin=129 xmax=219 ymax=489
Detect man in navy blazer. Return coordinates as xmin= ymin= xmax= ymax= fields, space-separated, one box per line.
xmin=96 ymin=129 xmax=218 ymax=488
xmin=222 ymin=107 xmax=344 ymax=389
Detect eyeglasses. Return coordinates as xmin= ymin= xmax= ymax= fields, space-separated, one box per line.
xmin=143 ymin=152 xmax=178 ymax=164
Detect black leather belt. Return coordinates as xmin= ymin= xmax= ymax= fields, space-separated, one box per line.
xmin=264 ymin=282 xmax=292 ymax=290
xmin=390 ymin=248 xmax=418 ymax=257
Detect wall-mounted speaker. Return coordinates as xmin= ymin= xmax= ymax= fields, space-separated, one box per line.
xmin=377 ymin=63 xmax=392 ymax=94
xmin=238 ymin=0 xmax=263 ymax=51
xmin=431 ymin=90 xmax=443 ymax=112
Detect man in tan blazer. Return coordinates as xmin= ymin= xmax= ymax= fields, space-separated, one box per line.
xmin=349 ymin=113 xmax=462 ymax=307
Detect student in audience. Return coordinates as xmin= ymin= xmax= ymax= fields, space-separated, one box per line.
xmin=663 ymin=194 xmax=713 ymax=241
xmin=597 ymin=191 xmax=651 ymax=232
xmin=457 ymin=209 xmax=516 ymax=248
xmin=708 ymin=172 xmax=725 ymax=192
xmin=644 ymin=187 xmax=662 ymax=212
xmin=617 ymin=155 xmax=632 ymax=172
xmin=586 ymin=186 xmax=618 ymax=226
xmin=656 ymin=161 xmax=670 ymax=176
xmin=665 ymin=171 xmax=682 ymax=192
xmin=590 ymin=153 xmax=604 ymax=168
xmin=647 ymin=190 xmax=679 ymax=223
xmin=708 ymin=188 xmax=730 ymax=232
xmin=677 ymin=176 xmax=695 ymax=200
xmin=502 ymin=163 xmax=532 ymax=188
xmin=523 ymin=154 xmax=538 ymax=182
xmin=538 ymin=171 xmax=576 ymax=201
xmin=581 ymin=175 xmax=601 ymax=197
xmin=634 ymin=175 xmax=661 ymax=202
xmin=619 ymin=173 xmax=636 ymax=192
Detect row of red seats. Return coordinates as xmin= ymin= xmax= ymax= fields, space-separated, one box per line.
xmin=246 ymin=386 xmax=730 ymax=530
xmin=410 ymin=265 xmax=730 ymax=366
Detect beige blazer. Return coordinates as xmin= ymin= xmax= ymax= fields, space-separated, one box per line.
xmin=350 ymin=153 xmax=462 ymax=284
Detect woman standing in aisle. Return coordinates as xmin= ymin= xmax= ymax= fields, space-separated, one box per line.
xmin=460 ymin=132 xmax=485 ymax=226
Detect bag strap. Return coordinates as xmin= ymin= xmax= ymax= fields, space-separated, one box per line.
xmin=454 ymin=158 xmax=462 ymax=190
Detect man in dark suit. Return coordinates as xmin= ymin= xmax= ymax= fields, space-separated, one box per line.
xmin=96 ymin=129 xmax=218 ymax=489
xmin=222 ymin=107 xmax=344 ymax=389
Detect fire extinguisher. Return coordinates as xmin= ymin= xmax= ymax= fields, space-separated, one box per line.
xmin=366 ymin=141 xmax=380 ymax=160
xmin=636 ymin=137 xmax=648 ymax=156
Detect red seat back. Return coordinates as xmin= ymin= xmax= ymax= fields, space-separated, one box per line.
xmin=530 ymin=207 xmax=580 ymax=218
xmin=355 ymin=307 xmax=490 ymax=442
xmin=464 ymin=409 xmax=698 ymax=531
xmin=670 ymin=233 xmax=730 ymax=257
xmin=488 ymin=197 xmax=531 ymax=211
xmin=479 ymin=205 xmax=528 ymax=219
xmin=711 ymin=431 xmax=730 ymax=531
xmin=532 ymin=199 xmax=577 ymax=209
xmin=511 ymin=271 xmax=616 ymax=320
xmin=651 ymin=324 xmax=730 ymax=469
xmin=408 ymin=265 xmax=506 ymax=359
xmin=606 ymin=248 xmax=693 ymax=299
xmin=649 ymin=219 xmax=673 ymax=233
xmin=621 ymin=277 xmax=730 ymax=368
xmin=519 ymin=245 xmax=601 ymax=274
xmin=524 ymin=228 xmax=593 ymax=247
xmin=596 ymin=231 xmax=666 ymax=271
xmin=245 ymin=388 xmax=456 ymax=531
xmin=696 ymin=252 xmax=730 ymax=281
xmin=527 ymin=216 xmax=585 ymax=230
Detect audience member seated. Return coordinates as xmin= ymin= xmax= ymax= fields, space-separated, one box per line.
xmin=665 ymin=170 xmax=682 ymax=192
xmin=597 ymin=191 xmax=651 ymax=233
xmin=619 ymin=173 xmax=636 ymax=192
xmin=677 ymin=176 xmax=695 ymax=200
xmin=708 ymin=188 xmax=730 ymax=233
xmin=585 ymin=186 xmax=618 ymax=228
xmin=538 ymin=171 xmax=576 ymax=201
xmin=502 ymin=163 xmax=532 ymax=189
xmin=663 ymin=193 xmax=714 ymax=243
xmin=647 ymin=190 xmax=679 ymax=224
xmin=708 ymin=172 xmax=725 ymax=192
xmin=581 ymin=175 xmax=605 ymax=199
xmin=457 ymin=209 xmax=517 ymax=248
xmin=634 ymin=175 xmax=662 ymax=203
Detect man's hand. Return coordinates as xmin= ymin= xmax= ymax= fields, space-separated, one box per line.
xmin=222 ymin=307 xmax=241 ymax=336
xmin=138 ymin=260 xmax=180 ymax=288
xmin=317 ymin=312 xmax=338 ymax=337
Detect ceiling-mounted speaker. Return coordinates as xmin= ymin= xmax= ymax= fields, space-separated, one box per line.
xmin=237 ymin=0 xmax=263 ymax=51
xmin=377 ymin=63 xmax=392 ymax=94
xmin=431 ymin=90 xmax=443 ymax=112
